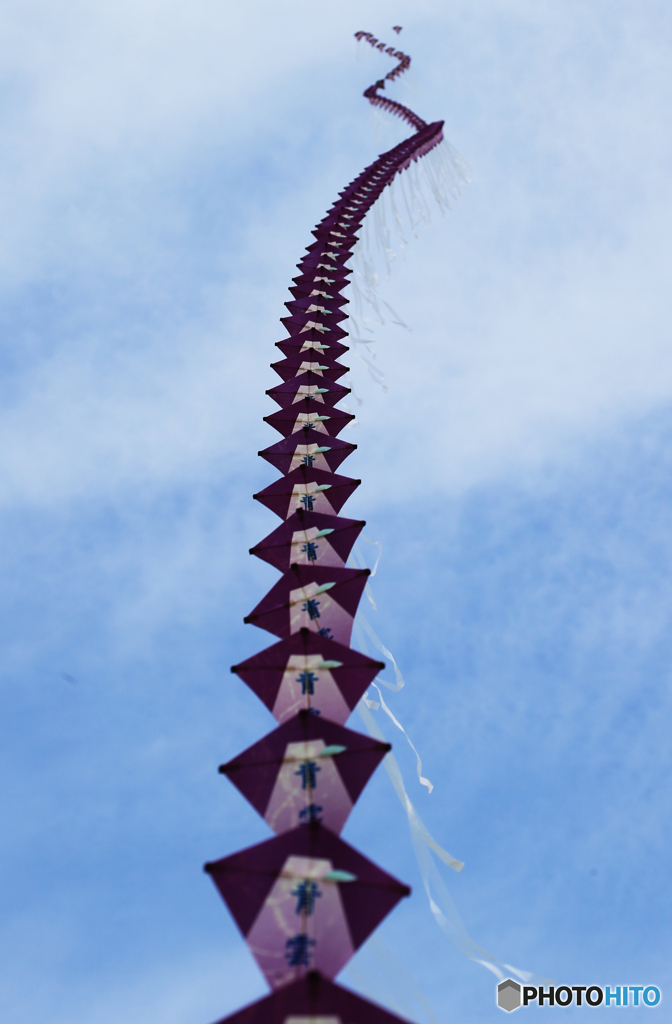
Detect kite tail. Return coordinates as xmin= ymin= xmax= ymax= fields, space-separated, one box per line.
xmin=355 ymin=30 xmax=428 ymax=132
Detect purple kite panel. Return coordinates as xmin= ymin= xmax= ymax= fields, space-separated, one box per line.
xmin=231 ymin=629 xmax=384 ymax=724
xmin=243 ymin=565 xmax=370 ymax=645
xmin=304 ymin=239 xmax=356 ymax=257
xmin=288 ymin=291 xmax=349 ymax=311
xmin=218 ymin=710 xmax=390 ymax=834
xmin=264 ymin=405 xmax=355 ymax=439
xmin=286 ymin=295 xmax=350 ymax=316
xmin=275 ymin=334 xmax=349 ymax=359
xmin=209 ymin=971 xmax=412 ymax=1024
xmin=279 ymin=315 xmax=350 ymax=339
xmin=253 ymin=467 xmax=361 ymax=520
xmin=292 ymin=265 xmax=352 ymax=286
xmin=258 ymin=432 xmax=356 ymax=475
xmin=270 ymin=353 xmax=350 ymax=383
xmin=266 ymin=373 xmax=351 ymax=411
xmin=280 ymin=314 xmax=349 ymax=338
xmin=297 ymin=252 xmax=353 ymax=272
xmin=289 ymin=276 xmax=350 ymax=297
xmin=283 ymin=295 xmax=351 ymax=317
xmin=204 ymin=822 xmax=410 ymax=988
xmin=250 ymin=511 xmax=364 ymax=571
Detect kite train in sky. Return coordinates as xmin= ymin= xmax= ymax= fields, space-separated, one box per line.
xmin=207 ymin=30 xmax=461 ymax=1023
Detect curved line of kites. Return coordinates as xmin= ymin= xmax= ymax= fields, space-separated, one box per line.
xmin=355 ymin=29 xmax=428 ymax=132
xmin=206 ymin=32 xmax=445 ymax=1023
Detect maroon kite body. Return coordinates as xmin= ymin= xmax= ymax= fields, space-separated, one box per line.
xmin=204 ymin=27 xmax=446 ymax=1022
xmin=218 ymin=710 xmax=390 ymax=834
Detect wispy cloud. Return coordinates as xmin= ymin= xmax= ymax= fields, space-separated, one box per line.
xmin=1 ymin=2 xmax=671 ymax=1021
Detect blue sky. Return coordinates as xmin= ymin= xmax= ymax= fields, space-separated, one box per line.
xmin=1 ymin=1 xmax=671 ymax=1021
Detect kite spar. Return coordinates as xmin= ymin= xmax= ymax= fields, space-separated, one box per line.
xmin=208 ymin=32 xmax=447 ymax=1023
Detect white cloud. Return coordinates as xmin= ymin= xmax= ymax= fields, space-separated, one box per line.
xmin=0 ymin=1 xmax=669 ymax=511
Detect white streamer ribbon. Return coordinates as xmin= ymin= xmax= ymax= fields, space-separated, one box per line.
xmin=349 ymin=543 xmax=379 ymax=611
xmin=359 ymin=534 xmax=382 ymax=576
xmin=357 ymin=698 xmax=461 ymax=869
xmin=355 ymin=613 xmax=404 ymax=691
xmin=370 ymin=681 xmax=433 ymax=793
xmin=340 ymin=402 xmax=361 ymax=430
xmin=356 ymin=699 xmax=547 ymax=985
xmin=345 ymin=467 xmax=545 ymax=984
xmin=353 ymin=620 xmax=432 ymax=794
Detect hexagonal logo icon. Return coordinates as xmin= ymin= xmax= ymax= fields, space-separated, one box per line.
xmin=497 ymin=978 xmax=522 ymax=1012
